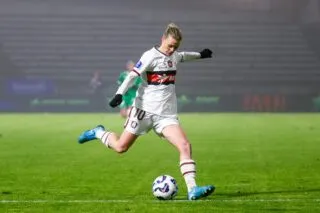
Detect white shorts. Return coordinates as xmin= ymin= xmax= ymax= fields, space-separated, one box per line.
xmin=124 ymin=107 xmax=179 ymax=136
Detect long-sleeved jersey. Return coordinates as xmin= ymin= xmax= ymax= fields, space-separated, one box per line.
xmin=117 ymin=46 xmax=200 ymax=117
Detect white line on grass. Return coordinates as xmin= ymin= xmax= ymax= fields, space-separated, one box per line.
xmin=0 ymin=200 xmax=130 ymax=203
xmin=0 ymin=199 xmax=319 ymax=203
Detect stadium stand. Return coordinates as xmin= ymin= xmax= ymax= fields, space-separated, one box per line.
xmin=0 ymin=0 xmax=320 ymax=97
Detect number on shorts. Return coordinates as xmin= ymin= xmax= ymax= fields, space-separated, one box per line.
xmin=134 ymin=108 xmax=146 ymax=120
xmin=124 ymin=108 xmax=145 ymax=129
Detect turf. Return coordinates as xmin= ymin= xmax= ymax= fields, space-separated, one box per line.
xmin=0 ymin=113 xmax=319 ymax=212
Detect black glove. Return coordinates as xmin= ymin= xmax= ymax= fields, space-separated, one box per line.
xmin=200 ymin=48 xmax=213 ymax=58
xmin=109 ymin=94 xmax=123 ymax=108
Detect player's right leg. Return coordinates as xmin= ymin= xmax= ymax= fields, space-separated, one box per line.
xmin=78 ymin=125 xmax=105 ymax=144
xmin=101 ymin=130 xmax=139 ymax=153
xmin=78 ymin=125 xmax=138 ymax=153
xmin=78 ymin=107 xmax=151 ymax=153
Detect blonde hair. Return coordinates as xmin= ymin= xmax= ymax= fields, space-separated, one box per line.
xmin=163 ymin=23 xmax=182 ymax=41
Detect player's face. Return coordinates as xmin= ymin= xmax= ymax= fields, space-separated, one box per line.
xmin=161 ymin=35 xmax=180 ymax=56
xmin=126 ymin=62 xmax=134 ymax=71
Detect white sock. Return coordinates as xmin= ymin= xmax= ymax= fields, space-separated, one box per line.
xmin=96 ymin=129 xmax=111 ymax=148
xmin=180 ymin=159 xmax=197 ymax=192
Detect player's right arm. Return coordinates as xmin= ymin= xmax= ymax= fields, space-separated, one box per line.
xmin=109 ymin=52 xmax=153 ymax=108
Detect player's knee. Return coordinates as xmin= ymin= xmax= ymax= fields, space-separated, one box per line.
xmin=114 ymin=144 xmax=129 ymax=153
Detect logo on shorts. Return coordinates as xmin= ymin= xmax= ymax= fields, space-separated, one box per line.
xmin=135 ymin=61 xmax=142 ymax=69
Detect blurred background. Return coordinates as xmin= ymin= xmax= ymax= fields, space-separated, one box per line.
xmin=0 ymin=0 xmax=319 ymax=113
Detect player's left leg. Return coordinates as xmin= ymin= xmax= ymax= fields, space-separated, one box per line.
xmin=187 ymin=185 xmax=215 ymax=200
xmin=161 ymin=123 xmax=215 ymax=200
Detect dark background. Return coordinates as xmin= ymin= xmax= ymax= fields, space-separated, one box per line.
xmin=1 ymin=0 xmax=320 ymax=112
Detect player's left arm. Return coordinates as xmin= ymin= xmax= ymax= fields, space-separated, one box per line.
xmin=178 ymin=49 xmax=213 ymax=62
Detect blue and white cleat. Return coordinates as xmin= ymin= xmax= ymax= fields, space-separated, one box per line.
xmin=188 ymin=185 xmax=215 ymax=200
xmin=78 ymin=125 xmax=105 ymax=144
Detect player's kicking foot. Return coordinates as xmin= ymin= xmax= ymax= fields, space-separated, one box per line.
xmin=78 ymin=125 xmax=105 ymax=144
xmin=188 ymin=185 xmax=215 ymax=200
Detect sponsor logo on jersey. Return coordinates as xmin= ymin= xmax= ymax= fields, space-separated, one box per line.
xmin=135 ymin=61 xmax=142 ymax=69
xmin=146 ymin=71 xmax=176 ymax=85
xmin=158 ymin=60 xmax=175 ymax=69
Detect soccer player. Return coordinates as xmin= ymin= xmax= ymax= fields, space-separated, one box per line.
xmin=117 ymin=60 xmax=142 ymax=118
xmin=78 ymin=23 xmax=215 ymax=200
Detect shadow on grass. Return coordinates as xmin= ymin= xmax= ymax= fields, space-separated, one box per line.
xmin=215 ymin=188 xmax=320 ymax=198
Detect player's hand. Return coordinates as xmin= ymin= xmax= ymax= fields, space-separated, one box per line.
xmin=200 ymin=49 xmax=213 ymax=58
xmin=109 ymin=94 xmax=123 ymax=108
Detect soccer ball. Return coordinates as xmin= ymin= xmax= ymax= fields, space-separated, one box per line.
xmin=152 ymin=175 xmax=178 ymax=200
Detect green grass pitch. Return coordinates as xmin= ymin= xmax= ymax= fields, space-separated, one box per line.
xmin=0 ymin=113 xmax=319 ymax=212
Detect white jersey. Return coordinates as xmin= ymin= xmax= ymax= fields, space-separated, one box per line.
xmin=131 ymin=46 xmax=200 ymax=117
